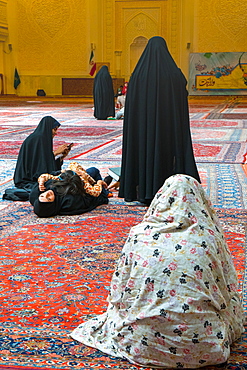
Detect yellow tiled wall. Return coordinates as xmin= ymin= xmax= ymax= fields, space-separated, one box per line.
xmin=1 ymin=0 xmax=247 ymax=96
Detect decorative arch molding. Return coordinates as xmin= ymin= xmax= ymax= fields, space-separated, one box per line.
xmin=124 ymin=11 xmax=159 ymax=78
xmin=0 ymin=0 xmax=8 ymax=41
xmin=114 ymin=0 xmax=178 ymax=80
xmin=105 ymin=0 xmax=114 ymax=66
xmin=131 ymin=35 xmax=148 ymax=45
xmin=129 ymin=35 xmax=148 ymax=73
xmin=124 ymin=8 xmax=160 ymax=27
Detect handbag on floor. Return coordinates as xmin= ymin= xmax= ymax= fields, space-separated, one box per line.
xmin=2 ymin=187 xmax=30 ymax=201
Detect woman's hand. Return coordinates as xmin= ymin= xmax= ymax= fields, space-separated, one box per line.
xmin=97 ymin=180 xmax=108 ymax=189
xmin=39 ymin=181 xmax=46 ymax=192
xmin=53 ymin=144 xmax=70 ymax=159
xmin=108 ymin=181 xmax=120 ymax=191
xmin=38 ymin=174 xmax=49 ymax=191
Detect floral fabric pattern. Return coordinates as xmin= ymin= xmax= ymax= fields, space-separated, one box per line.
xmin=67 ymin=162 xmax=103 ymax=197
xmin=71 ymin=174 xmax=244 ymax=368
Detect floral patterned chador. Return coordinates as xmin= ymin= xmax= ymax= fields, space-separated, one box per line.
xmin=71 ymin=174 xmax=244 ymax=368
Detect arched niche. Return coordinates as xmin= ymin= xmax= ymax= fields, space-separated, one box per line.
xmin=130 ymin=36 xmax=148 ymax=74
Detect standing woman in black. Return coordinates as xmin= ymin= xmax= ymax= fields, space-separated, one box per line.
xmin=119 ymin=36 xmax=200 ymax=205
xmin=93 ymin=65 xmax=115 ymax=120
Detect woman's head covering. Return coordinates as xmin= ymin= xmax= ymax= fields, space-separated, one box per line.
xmin=119 ymin=36 xmax=200 ymax=204
xmin=14 ymin=116 xmax=62 ymax=188
xmin=33 ymin=116 xmax=61 ymax=135
xmin=33 ymin=195 xmax=59 ymax=218
xmin=52 ymin=117 xmax=61 ymax=128
xmin=93 ymin=65 xmax=115 ymax=120
xmin=70 ymin=173 xmax=244 ymax=367
xmin=143 ymin=174 xmax=221 ymax=235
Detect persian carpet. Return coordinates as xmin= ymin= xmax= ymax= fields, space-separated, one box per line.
xmin=1 ymin=160 xmax=247 ymax=210
xmin=0 ymin=97 xmax=247 ymax=370
xmin=0 ymin=203 xmax=246 ymax=370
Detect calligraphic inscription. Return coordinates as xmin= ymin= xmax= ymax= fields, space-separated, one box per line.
xmin=195 ymin=73 xmax=247 ymax=90
xmin=190 ymin=53 xmax=247 ymax=94
xmin=196 ymin=76 xmax=216 ymax=88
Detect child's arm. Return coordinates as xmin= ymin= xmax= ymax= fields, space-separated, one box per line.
xmin=38 ymin=173 xmax=59 ymax=191
xmin=84 ymin=180 xmax=106 ymax=197
xmin=67 ymin=162 xmax=96 ymax=184
xmin=78 ymin=170 xmax=96 ymax=185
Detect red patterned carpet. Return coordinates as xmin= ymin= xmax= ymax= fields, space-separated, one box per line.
xmin=0 ymin=96 xmax=247 ymax=369
xmin=0 ymin=203 xmax=247 ymax=370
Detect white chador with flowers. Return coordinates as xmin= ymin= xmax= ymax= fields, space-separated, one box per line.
xmin=71 ymin=174 xmax=244 ymax=368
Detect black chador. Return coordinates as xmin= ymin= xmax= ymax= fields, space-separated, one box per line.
xmin=93 ymin=65 xmax=115 ymax=120
xmin=119 ymin=36 xmax=200 ymax=204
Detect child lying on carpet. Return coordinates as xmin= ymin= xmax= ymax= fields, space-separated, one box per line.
xmin=38 ymin=161 xmax=106 ymax=197
xmin=30 ymin=167 xmax=109 ymax=217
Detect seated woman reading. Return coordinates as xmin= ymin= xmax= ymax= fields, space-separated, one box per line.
xmin=3 ymin=116 xmax=72 ymax=201
xmin=30 ymin=166 xmax=109 ymax=217
xmin=71 ymin=174 xmax=244 ymax=368
xmin=14 ymin=115 xmax=71 ymax=191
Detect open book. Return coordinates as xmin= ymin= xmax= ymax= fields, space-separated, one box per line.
xmin=108 ymin=166 xmax=121 ymax=181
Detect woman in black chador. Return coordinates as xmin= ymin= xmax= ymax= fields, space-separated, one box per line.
xmin=119 ymin=36 xmax=200 ymax=205
xmin=14 ymin=116 xmax=70 ymax=192
xmin=93 ymin=65 xmax=115 ymax=120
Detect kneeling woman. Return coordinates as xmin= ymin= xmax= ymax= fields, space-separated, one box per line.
xmin=71 ymin=174 xmax=244 ymax=368
xmin=30 ymin=168 xmax=109 ymax=217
